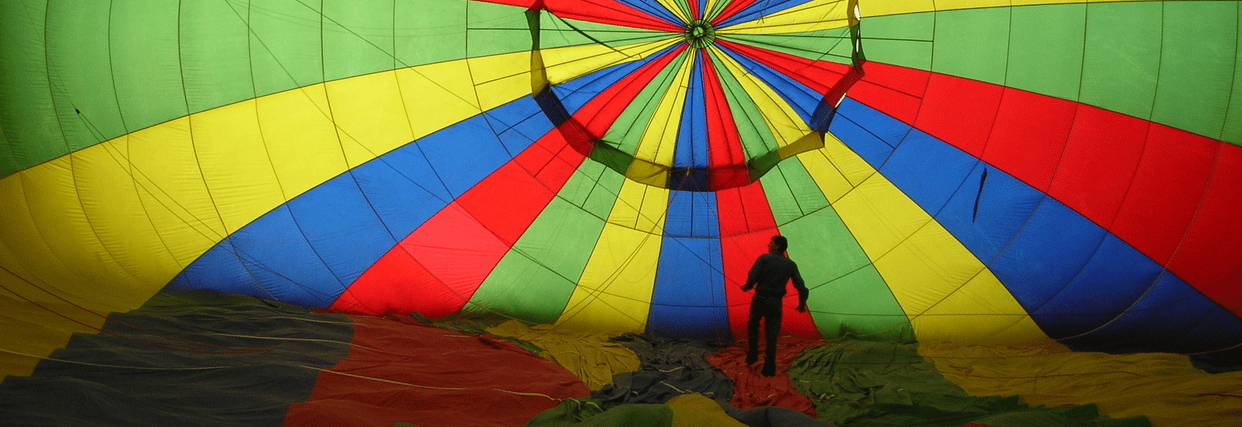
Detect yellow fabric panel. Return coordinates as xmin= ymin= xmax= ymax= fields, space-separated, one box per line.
xmin=124 ymin=119 xmax=230 ymax=262
xmin=325 ymin=71 xmax=417 ymax=168
xmin=921 ymin=344 xmax=1242 ymax=427
xmin=487 ymin=320 xmax=641 ymax=391
xmin=556 ymin=180 xmax=668 ymax=333
xmin=467 ymin=52 xmax=548 ymax=112
xmin=803 ymin=145 xmax=1052 ymax=345
xmin=718 ymin=0 xmax=850 ymax=35
xmin=542 ymin=39 xmax=679 ymax=86
xmin=631 ymin=52 xmax=695 ymax=174
xmin=256 ymin=85 xmax=350 ymax=200
xmin=709 ymin=45 xmax=813 ymax=147
xmin=879 ymin=230 xmax=1051 ymax=345
xmin=398 ymin=63 xmax=486 ymax=139
xmin=0 ymin=290 xmax=100 ymax=381
xmin=655 ymin=0 xmax=690 ymax=23
xmin=797 ymin=135 xmax=872 ymax=203
xmin=668 ymin=394 xmax=748 ymax=427
xmin=860 ymin=0 xmax=1129 ymax=18
xmin=193 ymin=100 xmax=287 ymax=233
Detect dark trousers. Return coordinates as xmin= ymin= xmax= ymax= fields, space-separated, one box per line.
xmin=746 ymin=295 xmax=783 ymax=375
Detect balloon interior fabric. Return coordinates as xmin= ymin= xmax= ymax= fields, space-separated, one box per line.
xmin=1 ymin=0 xmax=1241 ymax=426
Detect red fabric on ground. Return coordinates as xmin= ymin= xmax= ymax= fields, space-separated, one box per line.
xmin=706 ymin=336 xmax=825 ymax=417
xmin=282 ymin=315 xmax=589 ymax=427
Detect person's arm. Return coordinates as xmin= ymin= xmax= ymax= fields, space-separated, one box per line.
xmin=742 ymin=256 xmax=763 ymax=291
xmin=792 ymin=265 xmax=809 ymax=312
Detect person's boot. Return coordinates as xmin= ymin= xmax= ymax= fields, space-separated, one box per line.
xmin=761 ymin=361 xmax=776 ymax=377
xmin=745 ymin=347 xmax=758 ymax=365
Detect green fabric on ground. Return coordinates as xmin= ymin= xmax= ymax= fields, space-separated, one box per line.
xmin=789 ymin=341 xmax=1151 ymax=427
xmin=524 ymin=398 xmax=672 ymax=427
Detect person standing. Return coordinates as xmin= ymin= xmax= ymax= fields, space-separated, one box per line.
xmin=741 ymin=235 xmax=809 ymax=376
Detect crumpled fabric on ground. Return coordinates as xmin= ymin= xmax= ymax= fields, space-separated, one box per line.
xmin=591 ymin=333 xmax=735 ymax=407
xmin=486 ymin=320 xmax=641 ymax=391
xmin=706 ymin=335 xmax=823 ymax=418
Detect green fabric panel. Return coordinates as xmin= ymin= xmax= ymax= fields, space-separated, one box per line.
xmin=705 ymin=48 xmax=780 ymax=159
xmin=323 ymin=0 xmax=396 ymax=82
xmin=1151 ymin=2 xmax=1239 ymax=143
xmin=181 ymin=0 xmax=255 ymax=114
xmin=248 ymin=0 xmax=324 ymax=97
xmin=46 ymin=0 xmax=124 ymax=153
xmin=931 ymin=7 xmax=1010 ymax=87
xmin=762 ymin=161 xmax=911 ymax=342
xmin=541 ymin=16 xmax=673 ymax=49
xmin=111 ymin=0 xmax=188 ymax=131
xmin=761 ymin=160 xmax=830 ymax=223
xmin=1006 ymin=4 xmax=1085 ymax=102
xmin=470 ymin=161 xmax=624 ymax=323
xmin=858 ymin=12 xmax=933 ymax=71
xmin=1228 ymin=9 xmax=1242 ymax=145
xmin=719 ymin=27 xmax=855 ymax=66
xmin=0 ymin=0 xmax=56 ymax=177
xmin=1080 ymin=2 xmax=1161 ymax=124
xmin=525 ymin=398 xmax=673 ymax=427
xmin=791 ymin=342 xmax=1151 ymax=427
xmin=603 ymin=49 xmax=691 ymax=155
xmin=396 ymin=0 xmax=467 ymax=66
xmin=466 ymin=1 xmax=534 ymax=58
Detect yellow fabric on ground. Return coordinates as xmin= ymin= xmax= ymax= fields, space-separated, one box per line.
xmin=487 ymin=320 xmax=640 ymax=391
xmin=920 ymin=344 xmax=1242 ymax=427
xmin=668 ymin=394 xmax=747 ymax=427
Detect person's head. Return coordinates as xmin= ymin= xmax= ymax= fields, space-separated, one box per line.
xmin=769 ymin=235 xmax=788 ymax=253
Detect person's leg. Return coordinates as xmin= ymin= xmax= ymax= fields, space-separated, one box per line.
xmin=762 ymin=309 xmax=782 ymax=376
xmin=746 ymin=301 xmax=762 ymax=364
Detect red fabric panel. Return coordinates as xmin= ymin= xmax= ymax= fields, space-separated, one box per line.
xmin=982 ymin=89 xmax=1078 ymax=192
xmin=850 ymin=63 xmax=929 ymax=124
xmin=705 ymin=337 xmax=822 ymax=417
xmin=700 ymin=50 xmax=750 ymax=190
xmin=1047 ymin=105 xmax=1149 ymax=228
xmin=333 ymin=248 xmax=452 ymax=316
xmin=1173 ymin=144 xmax=1242 ymax=314
xmin=1111 ymin=124 xmax=1218 ymax=266
xmin=913 ymin=73 xmax=1004 ymax=158
xmin=717 ymin=183 xmax=816 ymax=340
xmin=715 ymin=40 xmax=848 ymax=94
xmin=283 ymin=315 xmax=589 ymax=427
xmin=847 ymin=62 xmax=1241 ymax=315
xmin=337 ymin=134 xmax=585 ymax=317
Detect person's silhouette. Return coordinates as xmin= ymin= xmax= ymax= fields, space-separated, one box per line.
xmin=741 ymin=235 xmax=809 ymax=376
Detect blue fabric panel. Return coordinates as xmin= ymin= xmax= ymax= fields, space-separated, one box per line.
xmin=675 ymin=57 xmax=709 ymax=169
xmin=717 ymin=0 xmax=813 ymax=28
xmin=417 ymin=114 xmax=515 ymax=198
xmin=650 ymin=191 xmax=726 ymax=338
xmin=492 ymin=98 xmax=551 ymax=156
xmin=664 ymin=190 xmax=721 ymax=239
xmin=613 ymin=0 xmax=684 ymax=27
xmin=989 ymin=199 xmax=1107 ymax=310
xmin=833 ymin=98 xmax=907 ymax=168
xmin=719 ymin=46 xmax=819 ymax=123
xmin=875 ymin=130 xmax=975 ymax=215
xmin=554 ymin=45 xmax=677 ymax=114
xmin=170 ymin=99 xmax=540 ymax=305
xmin=648 ymin=237 xmax=729 ymax=339
xmin=285 ymin=175 xmax=400 ymax=286
xmin=1059 ymin=272 xmax=1242 ymax=355
xmin=1033 ymin=235 xmax=1165 ymax=339
xmin=168 ymin=206 xmax=345 ymax=308
xmin=935 ymin=166 xmax=1043 ymax=263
